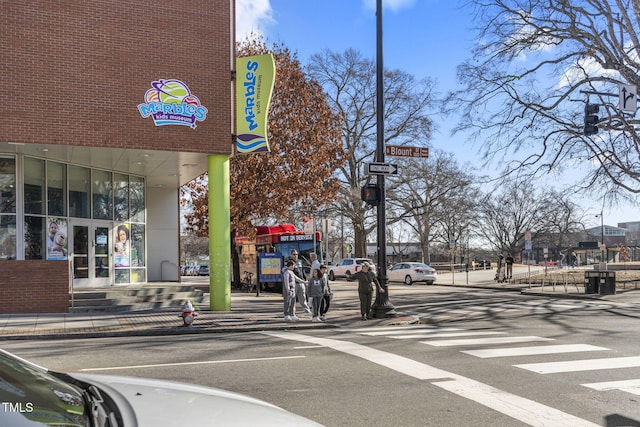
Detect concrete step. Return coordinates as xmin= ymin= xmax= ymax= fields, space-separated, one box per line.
xmin=69 ymin=284 xmax=204 ymax=313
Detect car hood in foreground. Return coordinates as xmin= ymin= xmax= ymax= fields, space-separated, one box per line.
xmin=71 ymin=373 xmax=323 ymax=427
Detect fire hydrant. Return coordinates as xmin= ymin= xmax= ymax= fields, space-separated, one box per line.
xmin=178 ymin=300 xmax=198 ymax=327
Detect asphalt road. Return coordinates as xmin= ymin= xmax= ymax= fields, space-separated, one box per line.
xmin=3 ymin=287 xmax=640 ymax=426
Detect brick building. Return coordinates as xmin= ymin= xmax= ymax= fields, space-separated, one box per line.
xmin=1 ymin=1 xmax=234 ymax=312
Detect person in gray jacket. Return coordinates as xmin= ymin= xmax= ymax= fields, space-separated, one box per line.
xmin=290 ymin=250 xmax=311 ymax=314
xmin=282 ymin=260 xmax=300 ymax=321
xmin=307 ymin=268 xmax=326 ymax=322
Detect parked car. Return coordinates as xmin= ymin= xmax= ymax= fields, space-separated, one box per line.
xmin=0 ymin=349 xmax=321 ymax=427
xmin=328 ymin=258 xmax=376 ymax=280
xmin=387 ymin=262 xmax=437 ymax=285
xmin=198 ymin=264 xmax=210 ymax=275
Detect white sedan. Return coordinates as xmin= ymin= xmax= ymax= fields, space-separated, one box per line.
xmin=387 ymin=262 xmax=437 ymax=285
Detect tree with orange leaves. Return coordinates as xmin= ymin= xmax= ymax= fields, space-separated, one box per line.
xmin=181 ymin=36 xmax=345 ymax=280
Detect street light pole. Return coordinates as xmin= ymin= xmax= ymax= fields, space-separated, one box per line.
xmin=601 ymin=210 xmax=605 ymax=264
xmin=371 ymin=0 xmax=395 ymax=318
xmin=595 ymin=211 xmax=605 ymax=264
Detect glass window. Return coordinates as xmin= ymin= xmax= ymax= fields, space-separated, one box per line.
xmin=69 ymin=165 xmax=90 ymax=218
xmin=115 ymin=269 xmax=130 ymax=284
xmin=92 ymin=169 xmax=113 ymax=220
xmin=47 ymin=161 xmax=67 ymax=216
xmin=24 ymin=216 xmax=45 ymax=260
xmin=114 ymin=173 xmax=129 ymax=221
xmin=131 ymin=224 xmax=145 ymax=267
xmin=24 ymin=157 xmax=45 ymax=215
xmin=130 ymin=175 xmax=145 ymax=223
xmin=0 ymin=156 xmax=16 ymax=213
xmin=131 ymin=268 xmax=145 ymax=283
xmin=0 ymin=215 xmax=16 ymax=260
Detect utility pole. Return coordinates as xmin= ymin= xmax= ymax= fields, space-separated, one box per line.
xmin=371 ymin=0 xmax=395 ymax=318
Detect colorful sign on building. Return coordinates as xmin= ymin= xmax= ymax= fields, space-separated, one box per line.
xmin=137 ymin=79 xmax=208 ymax=129
xmin=236 ymin=54 xmax=276 ymax=153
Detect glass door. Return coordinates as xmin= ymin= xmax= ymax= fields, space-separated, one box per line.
xmin=70 ymin=220 xmax=112 ymax=287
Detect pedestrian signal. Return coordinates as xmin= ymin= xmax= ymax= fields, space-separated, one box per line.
xmin=361 ymin=184 xmax=380 ymax=206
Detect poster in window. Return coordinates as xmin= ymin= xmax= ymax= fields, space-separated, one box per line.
xmin=46 ymin=218 xmax=68 ymax=260
xmin=114 ymin=224 xmax=130 ymax=267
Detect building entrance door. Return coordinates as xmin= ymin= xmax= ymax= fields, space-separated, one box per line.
xmin=70 ymin=220 xmax=112 ymax=288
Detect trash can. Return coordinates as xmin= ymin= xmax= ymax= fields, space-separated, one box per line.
xmin=584 ymin=271 xmax=616 ymax=295
xmin=598 ymin=271 xmax=616 ymax=295
xmin=584 ymin=271 xmax=599 ymax=294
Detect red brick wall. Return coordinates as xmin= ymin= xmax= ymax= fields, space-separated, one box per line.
xmin=1 ymin=0 xmax=232 ymax=154
xmin=0 ymin=261 xmax=69 ymax=313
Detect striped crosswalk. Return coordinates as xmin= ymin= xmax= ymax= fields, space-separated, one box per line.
xmin=351 ymin=324 xmax=640 ymax=397
xmin=398 ymin=296 xmax=613 ymax=322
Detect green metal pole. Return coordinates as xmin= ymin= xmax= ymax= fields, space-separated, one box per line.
xmin=208 ymin=154 xmax=231 ymax=311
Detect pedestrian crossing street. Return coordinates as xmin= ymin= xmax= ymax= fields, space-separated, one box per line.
xmin=353 ymin=325 xmax=640 ymax=396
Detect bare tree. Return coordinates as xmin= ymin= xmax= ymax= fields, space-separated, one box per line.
xmin=476 ymin=179 xmax=585 ymax=260
xmin=388 ymin=152 xmax=478 ymax=263
xmin=447 ymin=0 xmax=640 ymax=202
xmin=307 ymin=49 xmax=437 ymax=257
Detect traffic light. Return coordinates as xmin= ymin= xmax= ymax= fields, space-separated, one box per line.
xmin=361 ymin=183 xmax=380 ymax=206
xmin=584 ymin=103 xmax=599 ymax=136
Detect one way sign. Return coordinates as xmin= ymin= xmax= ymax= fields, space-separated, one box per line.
xmin=366 ymin=162 xmax=398 ymax=175
xmin=619 ymin=84 xmax=637 ymax=113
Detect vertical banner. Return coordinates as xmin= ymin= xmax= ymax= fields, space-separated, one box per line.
xmin=236 ymin=54 xmax=276 ymax=153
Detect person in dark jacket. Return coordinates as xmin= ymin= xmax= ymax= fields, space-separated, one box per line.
xmin=351 ymin=262 xmax=384 ymax=320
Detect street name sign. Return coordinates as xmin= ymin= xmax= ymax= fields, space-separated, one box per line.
xmin=386 ymin=145 xmax=429 ymax=158
xmin=366 ymin=162 xmax=398 ymax=175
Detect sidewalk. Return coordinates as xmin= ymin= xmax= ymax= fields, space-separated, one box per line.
xmin=2 ymin=268 xmax=639 ymax=340
xmin=0 ymin=291 xmax=418 ymax=340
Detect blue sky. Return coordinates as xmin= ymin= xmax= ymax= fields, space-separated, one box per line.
xmin=235 ymin=0 xmax=631 ymax=226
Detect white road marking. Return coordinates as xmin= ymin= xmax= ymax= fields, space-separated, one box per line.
xmin=422 ymin=336 xmax=554 ymax=347
xmin=356 ymin=326 xmax=462 ymax=336
xmin=391 ymin=331 xmax=505 ymax=340
xmin=263 ymin=331 xmax=598 ymax=426
xmin=432 ymin=376 xmax=598 ymax=427
xmin=462 ymin=344 xmax=609 ymax=358
xmin=515 ymin=356 xmax=640 ymax=374
xmin=582 ymin=379 xmax=640 ymax=396
xmin=78 ymin=355 xmax=305 ymax=371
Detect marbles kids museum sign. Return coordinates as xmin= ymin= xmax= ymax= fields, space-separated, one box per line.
xmin=138 ymin=79 xmax=208 ymax=128
xmin=236 ymin=54 xmax=276 ymax=153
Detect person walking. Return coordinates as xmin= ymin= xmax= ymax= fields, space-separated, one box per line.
xmin=290 ymin=250 xmax=311 ymax=314
xmin=351 ymin=262 xmax=384 ymax=320
xmin=307 ymin=268 xmax=326 ymax=322
xmin=505 ymin=253 xmax=514 ymax=278
xmin=319 ymin=264 xmax=332 ymax=321
xmin=282 ymin=260 xmax=299 ymax=322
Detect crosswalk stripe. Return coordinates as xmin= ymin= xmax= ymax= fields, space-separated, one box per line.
xmin=422 ymin=336 xmax=554 ymax=347
xmin=462 ymin=344 xmax=609 ymax=358
xmin=391 ymin=331 xmax=505 ymax=340
xmin=515 ymin=356 xmax=640 ymax=374
xmin=349 ymin=325 xmax=444 ymax=333
xmin=357 ymin=327 xmax=462 ymax=336
xmin=582 ymin=379 xmax=640 ymax=396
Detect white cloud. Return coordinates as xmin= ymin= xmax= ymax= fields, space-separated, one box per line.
xmin=236 ymin=0 xmax=274 ymax=40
